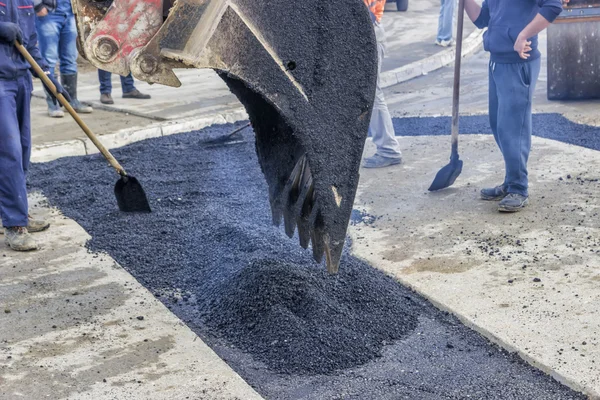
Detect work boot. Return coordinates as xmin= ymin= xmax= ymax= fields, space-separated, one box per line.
xmin=362 ymin=154 xmax=402 ymax=169
xmin=4 ymin=227 xmax=38 ymax=251
xmin=498 ymin=193 xmax=529 ymax=213
xmin=61 ymin=73 xmax=93 ymax=114
xmin=480 ymin=185 xmax=507 ymax=201
xmin=100 ymin=93 xmax=114 ymax=104
xmin=122 ymin=89 xmax=151 ymax=100
xmin=47 ymin=103 xmax=64 ymax=118
xmin=0 ymin=215 xmax=50 ymax=234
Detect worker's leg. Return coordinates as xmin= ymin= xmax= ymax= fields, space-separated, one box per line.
xmin=121 ymin=74 xmax=151 ymax=99
xmin=480 ymin=60 xmax=508 ymax=200
xmin=59 ymin=14 xmax=93 ymax=113
xmin=493 ymin=59 xmax=540 ymax=198
xmin=436 ymin=0 xmax=455 ymax=42
xmin=0 ymin=79 xmax=28 ymax=228
xmin=98 ymin=70 xmax=113 ymax=94
xmin=367 ymin=35 xmax=402 ymax=165
xmin=120 ymin=73 xmax=136 ymax=93
xmin=35 ymin=13 xmax=63 ymax=117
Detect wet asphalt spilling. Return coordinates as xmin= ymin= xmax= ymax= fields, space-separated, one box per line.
xmin=28 ymin=117 xmax=588 ymax=399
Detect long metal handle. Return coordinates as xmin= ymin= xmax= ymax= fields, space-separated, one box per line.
xmin=451 ymin=0 xmax=465 ymax=159
xmin=15 ymin=42 xmax=127 ymax=176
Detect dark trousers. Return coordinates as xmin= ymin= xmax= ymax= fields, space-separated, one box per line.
xmin=488 ymin=58 xmax=541 ymax=197
xmin=98 ymin=69 xmax=136 ymax=94
xmin=0 ymin=75 xmax=32 ymax=227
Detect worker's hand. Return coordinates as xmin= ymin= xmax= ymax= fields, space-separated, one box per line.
xmin=514 ymin=34 xmax=532 ymax=60
xmin=36 ymin=7 xmax=48 ymax=17
xmin=0 ymin=22 xmax=23 ymax=44
xmin=43 ymin=72 xmax=72 ymax=105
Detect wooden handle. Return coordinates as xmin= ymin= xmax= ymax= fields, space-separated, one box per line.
xmin=451 ymin=0 xmax=466 ymax=157
xmin=15 ymin=42 xmax=127 ymax=176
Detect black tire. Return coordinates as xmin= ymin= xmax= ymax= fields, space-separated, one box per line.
xmin=396 ymin=0 xmax=408 ymax=11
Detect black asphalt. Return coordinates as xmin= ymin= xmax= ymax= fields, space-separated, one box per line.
xmin=29 ymin=116 xmax=588 ymax=399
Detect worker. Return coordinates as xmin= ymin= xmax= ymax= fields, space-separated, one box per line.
xmin=34 ymin=0 xmax=93 ymax=117
xmin=464 ymin=0 xmax=562 ymax=212
xmin=0 ymin=0 xmax=68 ymax=250
xmin=362 ymin=0 xmax=403 ymax=169
xmin=98 ymin=70 xmax=151 ymax=104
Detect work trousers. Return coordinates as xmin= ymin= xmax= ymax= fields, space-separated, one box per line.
xmin=370 ymin=23 xmax=402 ymax=159
xmin=0 ymin=76 xmax=32 ymax=228
xmin=437 ymin=0 xmax=455 ymax=42
xmin=488 ymin=58 xmax=541 ymax=197
xmin=98 ymin=70 xmax=136 ymax=95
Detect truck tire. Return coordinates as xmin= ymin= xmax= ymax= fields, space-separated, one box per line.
xmin=396 ymin=0 xmax=408 ymax=11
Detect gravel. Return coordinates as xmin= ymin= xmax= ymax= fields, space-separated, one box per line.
xmin=29 ymin=118 xmax=586 ymax=399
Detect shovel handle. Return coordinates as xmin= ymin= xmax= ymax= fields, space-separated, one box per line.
xmin=15 ymin=42 xmax=127 ymax=176
xmin=451 ymin=0 xmax=466 ymax=156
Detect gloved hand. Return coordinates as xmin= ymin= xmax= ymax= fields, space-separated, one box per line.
xmin=42 ymin=73 xmax=72 ymax=105
xmin=0 ymin=22 xmax=23 ymax=44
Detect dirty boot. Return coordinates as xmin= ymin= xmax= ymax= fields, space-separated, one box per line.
xmin=47 ymin=103 xmax=64 ymax=118
xmin=480 ymin=185 xmax=507 ymax=201
xmin=0 ymin=216 xmax=50 ymax=234
xmin=61 ymin=73 xmax=93 ymax=114
xmin=498 ymin=193 xmax=529 ymax=213
xmin=100 ymin=93 xmax=114 ymax=104
xmin=362 ymin=154 xmax=402 ymax=169
xmin=5 ymin=227 xmax=38 ymax=251
xmin=27 ymin=215 xmax=50 ymax=233
xmin=122 ymin=89 xmax=151 ymax=100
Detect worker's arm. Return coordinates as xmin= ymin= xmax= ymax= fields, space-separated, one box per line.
xmin=514 ymin=0 xmax=563 ymax=59
xmin=465 ymin=0 xmax=489 ymax=29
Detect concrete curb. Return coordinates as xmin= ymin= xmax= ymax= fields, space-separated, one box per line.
xmin=31 ymin=108 xmax=249 ymax=163
xmin=380 ymin=28 xmax=484 ymax=88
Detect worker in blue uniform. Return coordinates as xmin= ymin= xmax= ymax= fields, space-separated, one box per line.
xmin=0 ymin=0 xmax=69 ymax=250
xmin=464 ymin=0 xmax=563 ymax=212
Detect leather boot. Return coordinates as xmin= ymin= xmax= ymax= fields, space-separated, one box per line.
xmin=61 ymin=73 xmax=93 ymax=114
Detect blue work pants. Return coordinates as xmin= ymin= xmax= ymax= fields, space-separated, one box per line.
xmin=0 ymin=76 xmax=32 ymax=228
xmin=437 ymin=0 xmax=455 ymax=42
xmin=35 ymin=12 xmax=78 ymax=78
xmin=98 ymin=70 xmax=136 ymax=94
xmin=488 ymin=58 xmax=541 ymax=197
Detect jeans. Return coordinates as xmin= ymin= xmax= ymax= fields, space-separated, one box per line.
xmin=35 ymin=12 xmax=78 ymax=108
xmin=0 ymin=75 xmax=32 ymax=227
xmin=369 ymin=24 xmax=402 ymax=159
xmin=98 ymin=70 xmax=136 ymax=94
xmin=437 ymin=0 xmax=455 ymax=42
xmin=488 ymin=58 xmax=541 ymax=197
xmin=35 ymin=12 xmax=78 ymax=77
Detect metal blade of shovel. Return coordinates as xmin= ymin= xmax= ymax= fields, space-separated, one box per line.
xmin=429 ymin=0 xmax=465 ymax=192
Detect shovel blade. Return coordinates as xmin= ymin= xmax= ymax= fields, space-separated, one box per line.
xmin=114 ymin=176 xmax=151 ymax=212
xmin=428 ymin=158 xmax=463 ymax=192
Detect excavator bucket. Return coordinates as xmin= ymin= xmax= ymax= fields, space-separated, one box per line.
xmin=71 ymin=0 xmax=378 ymax=274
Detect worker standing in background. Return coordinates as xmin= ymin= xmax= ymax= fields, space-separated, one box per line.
xmin=98 ymin=70 xmax=151 ymax=104
xmin=464 ymin=0 xmax=562 ymax=212
xmin=0 ymin=0 xmax=69 ymax=250
xmin=362 ymin=0 xmax=403 ymax=169
xmin=436 ymin=0 xmax=455 ymax=47
xmin=34 ymin=0 xmax=92 ymax=117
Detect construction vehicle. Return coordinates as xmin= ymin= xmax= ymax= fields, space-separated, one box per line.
xmin=71 ymin=0 xmax=379 ymax=274
xmin=547 ymin=0 xmax=600 ymax=100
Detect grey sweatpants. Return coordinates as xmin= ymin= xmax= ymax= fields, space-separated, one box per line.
xmin=369 ymin=24 xmax=402 ymax=159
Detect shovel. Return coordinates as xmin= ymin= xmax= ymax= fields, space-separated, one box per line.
xmin=428 ymin=0 xmax=465 ymax=192
xmin=16 ymin=42 xmax=151 ymax=212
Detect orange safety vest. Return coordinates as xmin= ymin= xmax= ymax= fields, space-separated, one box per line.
xmin=364 ymin=0 xmax=385 ymax=23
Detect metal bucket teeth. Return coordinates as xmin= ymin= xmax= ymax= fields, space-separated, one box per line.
xmin=73 ymin=0 xmax=378 ymax=273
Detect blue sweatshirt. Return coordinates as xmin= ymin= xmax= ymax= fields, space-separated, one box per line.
xmin=0 ymin=0 xmax=48 ymax=80
xmin=474 ymin=0 xmax=563 ymax=64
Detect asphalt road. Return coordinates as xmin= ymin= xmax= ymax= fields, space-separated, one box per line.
xmin=29 ymin=121 xmax=585 ymax=399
